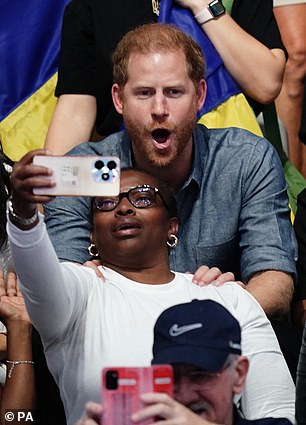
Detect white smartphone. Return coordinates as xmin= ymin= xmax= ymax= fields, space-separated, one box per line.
xmin=32 ymin=155 xmax=120 ymax=197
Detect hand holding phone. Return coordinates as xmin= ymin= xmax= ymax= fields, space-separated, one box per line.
xmin=33 ymin=155 xmax=120 ymax=197
xmin=101 ymin=366 xmax=173 ymax=425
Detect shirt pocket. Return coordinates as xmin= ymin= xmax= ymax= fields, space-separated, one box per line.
xmin=195 ymin=235 xmax=241 ymax=279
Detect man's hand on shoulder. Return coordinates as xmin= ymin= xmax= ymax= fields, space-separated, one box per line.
xmin=191 ymin=265 xmax=245 ymax=288
xmin=82 ymin=259 xmax=104 ymax=280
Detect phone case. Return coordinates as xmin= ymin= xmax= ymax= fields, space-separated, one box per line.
xmin=32 ymin=155 xmax=120 ymax=197
xmin=101 ymin=365 xmax=173 ymax=425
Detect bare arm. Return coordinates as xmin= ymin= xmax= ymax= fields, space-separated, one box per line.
xmin=175 ymin=0 xmax=286 ymax=103
xmin=0 ymin=335 xmax=6 ymax=361
xmin=274 ymin=4 xmax=306 ymax=104
xmin=0 ymin=272 xmax=36 ymax=422
xmin=273 ymin=4 xmax=306 ymax=170
xmin=44 ymin=94 xmax=97 ymax=155
xmin=246 ymin=270 xmax=294 ymax=318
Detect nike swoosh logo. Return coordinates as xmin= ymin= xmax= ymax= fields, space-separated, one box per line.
xmin=169 ymin=323 xmax=203 ymax=337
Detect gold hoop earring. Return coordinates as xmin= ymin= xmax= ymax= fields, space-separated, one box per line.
xmin=88 ymin=243 xmax=99 ymax=257
xmin=167 ymin=234 xmax=178 ymax=248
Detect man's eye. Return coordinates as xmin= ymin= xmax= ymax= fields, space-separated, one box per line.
xmin=167 ymin=89 xmax=182 ymax=97
xmin=136 ymin=89 xmax=152 ymax=98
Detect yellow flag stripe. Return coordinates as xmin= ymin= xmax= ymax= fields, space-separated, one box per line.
xmin=0 ymin=73 xmax=58 ymax=161
xmin=198 ymin=93 xmax=263 ymax=136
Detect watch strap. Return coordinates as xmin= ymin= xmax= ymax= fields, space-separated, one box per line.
xmin=194 ymin=7 xmax=214 ymax=25
xmin=195 ymin=0 xmax=225 ymax=25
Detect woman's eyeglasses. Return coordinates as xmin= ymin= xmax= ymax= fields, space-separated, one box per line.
xmin=94 ymin=184 xmax=164 ymax=212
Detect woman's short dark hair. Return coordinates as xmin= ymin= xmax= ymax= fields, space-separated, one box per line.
xmin=0 ymin=144 xmax=12 ymax=248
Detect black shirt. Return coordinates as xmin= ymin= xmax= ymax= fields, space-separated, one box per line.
xmin=56 ymin=0 xmax=284 ymax=135
xmin=56 ymin=0 xmax=156 ymax=136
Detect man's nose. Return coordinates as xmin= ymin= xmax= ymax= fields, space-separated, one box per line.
xmin=151 ymin=93 xmax=169 ymax=119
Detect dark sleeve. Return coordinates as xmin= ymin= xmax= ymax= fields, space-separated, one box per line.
xmin=231 ymin=0 xmax=285 ymax=50
xmin=32 ymin=328 xmax=66 ymax=425
xmin=294 ymin=188 xmax=306 ymax=300
xmin=55 ymin=0 xmax=96 ymax=97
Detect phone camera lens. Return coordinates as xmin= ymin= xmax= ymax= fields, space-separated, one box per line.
xmin=106 ymin=370 xmax=118 ymax=390
xmin=102 ymin=173 xmax=110 ymax=181
xmin=95 ymin=160 xmax=104 ymax=170
xmin=107 ymin=160 xmax=117 ymax=170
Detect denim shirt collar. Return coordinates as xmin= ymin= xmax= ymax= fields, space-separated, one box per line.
xmin=179 ymin=125 xmax=208 ymax=193
xmin=121 ymin=130 xmax=134 ymax=167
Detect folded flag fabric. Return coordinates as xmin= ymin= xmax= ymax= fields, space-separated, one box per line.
xmin=0 ymin=0 xmax=70 ymax=161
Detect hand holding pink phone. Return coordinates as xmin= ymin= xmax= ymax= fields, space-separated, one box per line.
xmin=101 ymin=366 xmax=173 ymax=425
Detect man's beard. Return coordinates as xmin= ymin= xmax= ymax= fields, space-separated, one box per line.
xmin=124 ymin=115 xmax=197 ymax=168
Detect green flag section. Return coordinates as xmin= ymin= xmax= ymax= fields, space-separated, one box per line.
xmin=284 ymin=160 xmax=306 ymax=218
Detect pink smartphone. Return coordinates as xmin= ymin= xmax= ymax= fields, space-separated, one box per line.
xmin=101 ymin=365 xmax=173 ymax=425
xmin=32 ymin=155 xmax=120 ymax=197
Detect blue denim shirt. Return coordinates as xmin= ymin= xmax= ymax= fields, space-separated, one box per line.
xmin=44 ymin=124 xmax=297 ymax=281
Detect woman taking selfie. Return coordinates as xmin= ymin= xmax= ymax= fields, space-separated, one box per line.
xmin=7 ymin=150 xmax=294 ymax=425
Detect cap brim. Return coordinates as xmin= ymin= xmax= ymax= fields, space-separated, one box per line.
xmin=152 ymin=346 xmax=229 ymax=373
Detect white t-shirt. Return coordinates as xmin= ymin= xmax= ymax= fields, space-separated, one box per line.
xmin=8 ymin=217 xmax=295 ymax=425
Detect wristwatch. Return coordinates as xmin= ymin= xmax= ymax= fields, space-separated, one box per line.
xmin=8 ymin=199 xmax=39 ymax=227
xmin=195 ymin=0 xmax=226 ymax=25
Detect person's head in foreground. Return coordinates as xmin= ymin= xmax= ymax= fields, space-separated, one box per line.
xmin=111 ymin=23 xmax=207 ymax=170
xmin=75 ymin=300 xmax=249 ymax=425
xmin=152 ymin=299 xmax=249 ymax=425
xmin=91 ymin=168 xmax=179 ymax=276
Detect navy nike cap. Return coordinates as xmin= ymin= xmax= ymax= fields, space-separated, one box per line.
xmin=152 ymin=299 xmax=241 ymax=372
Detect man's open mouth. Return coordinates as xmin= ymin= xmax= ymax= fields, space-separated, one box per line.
xmin=152 ymin=128 xmax=170 ymax=143
xmin=151 ymin=128 xmax=171 ymax=149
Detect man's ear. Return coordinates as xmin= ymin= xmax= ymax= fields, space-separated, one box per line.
xmin=112 ymin=83 xmax=124 ymax=115
xmin=232 ymin=356 xmax=249 ymax=395
xmin=168 ymin=217 xmax=179 ymax=239
xmin=197 ymin=79 xmax=207 ymax=112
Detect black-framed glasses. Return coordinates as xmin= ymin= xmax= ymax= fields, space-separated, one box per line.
xmin=94 ymin=184 xmax=164 ymax=212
